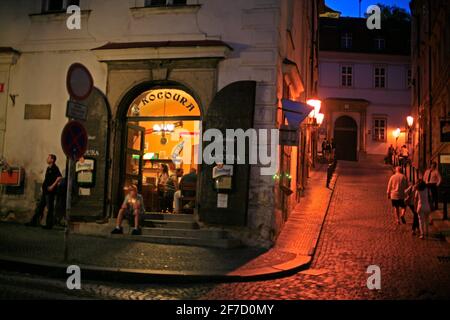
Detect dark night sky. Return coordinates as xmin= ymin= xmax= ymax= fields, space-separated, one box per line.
xmin=325 ymin=0 xmax=411 ymax=17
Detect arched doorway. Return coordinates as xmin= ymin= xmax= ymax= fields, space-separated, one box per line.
xmin=117 ymin=83 xmax=203 ymax=213
xmin=334 ymin=116 xmax=358 ymax=161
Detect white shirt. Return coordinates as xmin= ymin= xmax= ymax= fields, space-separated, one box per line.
xmin=415 ymin=189 xmax=431 ymax=214
xmin=387 ymin=173 xmax=408 ymax=200
xmin=423 ymin=169 xmax=442 ymax=186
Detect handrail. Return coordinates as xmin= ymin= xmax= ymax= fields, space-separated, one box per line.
xmin=431 ymin=143 xmax=449 ymax=161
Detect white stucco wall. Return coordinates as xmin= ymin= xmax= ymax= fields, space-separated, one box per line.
xmin=0 ymin=0 xmax=288 ymax=231
xmin=318 ymin=51 xmax=411 ymax=155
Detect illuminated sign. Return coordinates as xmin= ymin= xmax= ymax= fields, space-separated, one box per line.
xmin=0 ymin=83 xmax=4 ymax=93
xmin=128 ymin=89 xmax=201 ymax=118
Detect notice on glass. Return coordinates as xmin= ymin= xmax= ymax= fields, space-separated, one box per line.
xmin=217 ymin=193 xmax=228 ymax=208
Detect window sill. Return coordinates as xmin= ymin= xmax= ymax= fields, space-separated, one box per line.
xmin=130 ymin=5 xmax=201 ymax=17
xmin=29 ymin=10 xmax=91 ymax=22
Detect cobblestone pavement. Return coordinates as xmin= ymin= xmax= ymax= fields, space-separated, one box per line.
xmin=0 ymin=271 xmax=212 ymax=300
xmin=1 ymin=157 xmax=449 ymax=300
xmin=200 ymin=158 xmax=450 ymax=300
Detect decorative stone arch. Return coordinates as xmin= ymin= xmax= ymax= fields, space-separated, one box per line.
xmin=109 ymin=80 xmax=204 ymax=216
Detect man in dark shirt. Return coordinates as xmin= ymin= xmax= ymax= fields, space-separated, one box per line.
xmin=26 ymin=154 xmax=62 ymax=229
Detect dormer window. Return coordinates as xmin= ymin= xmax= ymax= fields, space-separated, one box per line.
xmin=144 ymin=0 xmax=187 ymax=6
xmin=374 ymin=38 xmax=385 ymax=50
xmin=341 ymin=33 xmax=352 ymax=49
xmin=42 ymin=0 xmax=79 ymax=13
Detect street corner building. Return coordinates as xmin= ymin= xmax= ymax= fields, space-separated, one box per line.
xmin=409 ymin=0 xmax=450 ymax=173
xmin=0 ymin=0 xmax=325 ymax=248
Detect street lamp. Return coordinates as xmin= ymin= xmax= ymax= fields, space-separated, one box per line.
xmin=315 ymin=113 xmax=325 ymax=126
xmin=307 ymin=99 xmax=322 ymax=118
xmin=407 ymin=116 xmax=414 ymax=128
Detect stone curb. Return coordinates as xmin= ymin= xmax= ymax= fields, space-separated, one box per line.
xmin=0 ymin=254 xmax=311 ymax=284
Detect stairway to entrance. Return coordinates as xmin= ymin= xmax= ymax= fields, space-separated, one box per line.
xmin=72 ymin=213 xmax=241 ymax=249
xmin=136 ymin=213 xmax=241 ymax=249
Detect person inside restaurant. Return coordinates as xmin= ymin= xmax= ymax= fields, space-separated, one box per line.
xmin=173 ymin=168 xmax=198 ymax=214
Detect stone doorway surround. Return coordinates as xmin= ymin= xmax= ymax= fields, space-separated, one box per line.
xmin=323 ymin=98 xmax=369 ymax=159
xmin=91 ymin=40 xmax=230 ymax=218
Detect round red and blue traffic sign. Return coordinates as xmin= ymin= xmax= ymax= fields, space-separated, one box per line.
xmin=61 ymin=120 xmax=88 ymax=160
xmin=66 ymin=63 xmax=93 ymax=101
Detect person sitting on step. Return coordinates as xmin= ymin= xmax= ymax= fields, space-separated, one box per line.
xmin=111 ymin=184 xmax=145 ymax=236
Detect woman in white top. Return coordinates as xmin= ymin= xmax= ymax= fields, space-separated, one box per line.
xmin=414 ymin=180 xmax=431 ymax=239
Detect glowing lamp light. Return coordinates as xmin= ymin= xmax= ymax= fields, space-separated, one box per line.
xmin=307 ymin=99 xmax=322 ymax=114
xmin=393 ymin=128 xmax=401 ymax=139
xmin=315 ymin=113 xmax=325 ymax=126
xmin=153 ymin=123 xmax=175 ymax=133
xmin=407 ymin=116 xmax=414 ymax=128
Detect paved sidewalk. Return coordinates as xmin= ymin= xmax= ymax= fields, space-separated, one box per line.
xmin=0 ymin=165 xmax=337 ymax=282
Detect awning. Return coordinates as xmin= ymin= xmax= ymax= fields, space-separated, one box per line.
xmin=281 ymin=99 xmax=313 ymax=129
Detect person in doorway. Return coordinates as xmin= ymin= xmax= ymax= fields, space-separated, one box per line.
xmin=387 ymin=166 xmax=408 ymax=225
xmin=414 ymin=180 xmax=431 ymax=240
xmin=157 ymin=164 xmax=169 ymax=212
xmin=163 ymin=168 xmax=183 ymax=213
xmin=423 ymin=162 xmax=442 ymax=211
xmin=405 ymin=182 xmax=420 ymax=236
xmin=173 ymin=168 xmax=198 ymax=214
xmin=111 ymin=185 xmax=145 ymax=236
xmin=26 ymin=154 xmax=62 ymax=229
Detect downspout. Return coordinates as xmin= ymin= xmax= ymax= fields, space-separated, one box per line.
xmin=427 ymin=0 xmax=432 ymax=164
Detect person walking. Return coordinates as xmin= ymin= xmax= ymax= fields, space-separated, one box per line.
xmin=414 ymin=180 xmax=431 ymax=240
xmin=387 ymin=166 xmax=408 ymax=225
xmin=423 ymin=162 xmax=442 ymax=211
xmin=405 ymin=182 xmax=420 ymax=236
xmin=26 ymin=154 xmax=62 ymax=229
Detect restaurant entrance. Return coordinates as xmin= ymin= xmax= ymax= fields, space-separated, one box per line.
xmin=121 ymin=86 xmax=202 ymax=213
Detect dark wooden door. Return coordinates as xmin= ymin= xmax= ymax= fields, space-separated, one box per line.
xmin=199 ymin=81 xmax=256 ymax=226
xmin=70 ymin=88 xmax=111 ymax=219
xmin=334 ymin=116 xmax=358 ymax=161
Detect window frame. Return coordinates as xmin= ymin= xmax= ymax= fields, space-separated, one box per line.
xmin=374 ymin=65 xmax=387 ymax=89
xmin=340 ymin=64 xmax=353 ymax=88
xmin=144 ymin=0 xmax=187 ymax=7
xmin=41 ymin=0 xmax=79 ymax=13
xmin=372 ymin=116 xmax=388 ymax=142
xmin=340 ymin=32 xmax=353 ymax=49
xmin=374 ymin=37 xmax=385 ymax=51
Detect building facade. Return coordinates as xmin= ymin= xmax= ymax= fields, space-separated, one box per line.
xmin=409 ymin=0 xmax=450 ymax=183
xmin=0 ymin=0 xmax=321 ymax=247
xmin=318 ymin=16 xmax=411 ymax=161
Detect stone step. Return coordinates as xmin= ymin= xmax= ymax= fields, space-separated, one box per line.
xmin=127 ymin=235 xmax=242 ymax=249
xmin=143 ymin=213 xmax=195 ymax=222
xmin=143 ymin=219 xmax=199 ymax=229
xmin=141 ymin=227 xmax=226 ymax=239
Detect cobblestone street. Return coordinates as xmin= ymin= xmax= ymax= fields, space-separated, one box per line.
xmin=200 ymin=158 xmax=450 ymax=300
xmin=1 ymin=157 xmax=449 ymax=300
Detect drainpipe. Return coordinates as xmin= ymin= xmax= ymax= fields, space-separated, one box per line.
xmin=427 ymin=0 xmax=433 ymax=165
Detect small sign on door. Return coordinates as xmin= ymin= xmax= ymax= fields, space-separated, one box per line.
xmin=0 ymin=83 xmax=5 ymax=93
xmin=217 ymin=193 xmax=228 ymax=208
